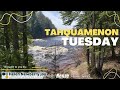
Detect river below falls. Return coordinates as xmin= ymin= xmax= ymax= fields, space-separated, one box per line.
xmin=28 ymin=36 xmax=83 ymax=71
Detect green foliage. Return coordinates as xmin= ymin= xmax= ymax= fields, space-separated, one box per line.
xmin=60 ymin=11 xmax=120 ymax=78
xmin=0 ymin=11 xmax=35 ymax=71
xmin=29 ymin=11 xmax=56 ymax=39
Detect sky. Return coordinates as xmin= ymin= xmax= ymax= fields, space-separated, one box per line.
xmin=42 ymin=11 xmax=76 ymax=29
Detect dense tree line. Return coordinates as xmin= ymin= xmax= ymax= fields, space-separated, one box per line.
xmin=29 ymin=11 xmax=56 ymax=39
xmin=0 ymin=11 xmax=35 ymax=69
xmin=60 ymin=11 xmax=120 ymax=78
xmin=0 ymin=11 xmax=56 ymax=70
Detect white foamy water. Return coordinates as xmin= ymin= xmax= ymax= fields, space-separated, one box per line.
xmin=28 ymin=36 xmax=82 ymax=70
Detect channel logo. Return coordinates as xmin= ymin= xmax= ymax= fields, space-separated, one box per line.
xmin=1 ymin=72 xmax=47 ymax=79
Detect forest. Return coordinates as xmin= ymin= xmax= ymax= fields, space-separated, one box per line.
xmin=0 ymin=11 xmax=56 ymax=74
xmin=30 ymin=11 xmax=56 ymax=38
xmin=60 ymin=11 xmax=120 ymax=79
xmin=0 ymin=11 xmax=120 ymax=79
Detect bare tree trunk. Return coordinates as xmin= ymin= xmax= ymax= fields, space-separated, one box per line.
xmin=3 ymin=11 xmax=10 ymax=65
xmin=100 ymin=47 xmax=105 ymax=78
xmin=22 ymin=11 xmax=28 ymax=67
xmin=87 ymin=47 xmax=90 ymax=66
xmin=111 ymin=45 xmax=116 ymax=59
xmin=91 ymin=11 xmax=96 ymax=72
xmin=96 ymin=21 xmax=103 ymax=78
xmin=12 ymin=11 xmax=20 ymax=65
xmin=86 ymin=23 xmax=90 ymax=66
xmin=96 ymin=45 xmax=102 ymax=78
xmin=4 ymin=24 xmax=10 ymax=50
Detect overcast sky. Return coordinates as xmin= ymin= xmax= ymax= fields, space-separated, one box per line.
xmin=42 ymin=11 xmax=76 ymax=29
